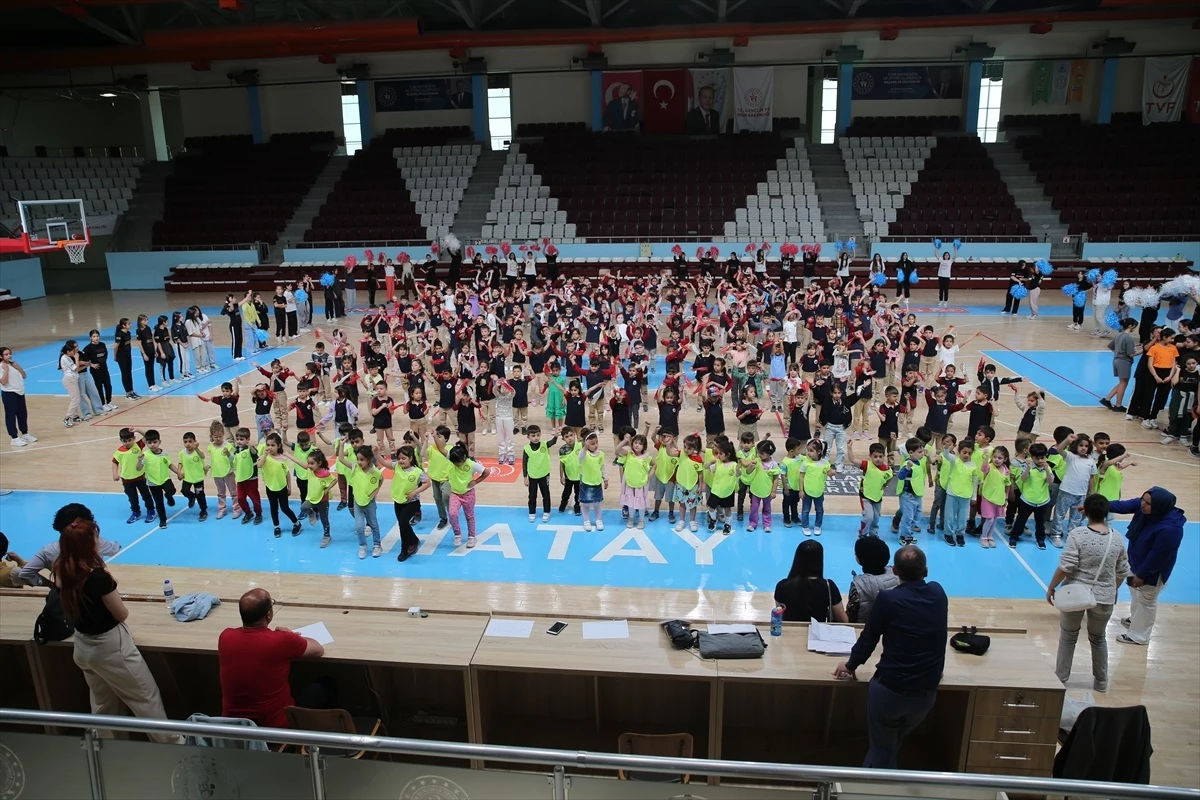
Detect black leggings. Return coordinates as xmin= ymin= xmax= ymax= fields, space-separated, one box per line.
xmin=1011 ymin=498 xmax=1049 ymax=544
xmin=394 ymin=500 xmax=420 ymax=553
xmin=91 ymin=366 xmax=112 ymax=404
xmin=158 ymin=357 xmax=175 ymax=384
xmin=230 ymin=323 xmax=243 ymax=360
xmin=275 ymin=308 xmax=287 ymax=338
xmin=1150 ymin=367 xmax=1174 ymax=417
xmin=527 ymin=476 xmax=550 ymax=514
xmin=1072 ymin=305 xmax=1085 ymax=325
xmin=141 ymin=350 xmax=155 ymax=389
xmin=181 ymin=480 xmax=208 ymax=513
xmin=122 ymin=479 xmax=153 ymax=514
xmin=267 ymin=487 xmax=297 ymax=527
xmin=896 ymin=281 xmax=911 ymax=299
xmin=287 ymin=310 xmax=298 ymax=337
xmin=2 ymin=391 xmax=29 ymax=437
xmin=938 ymin=276 xmax=950 ymax=302
xmin=116 ymin=357 xmax=134 ymax=394
xmin=559 ymin=478 xmax=580 ymax=512
xmin=149 ymin=480 xmax=177 ymax=521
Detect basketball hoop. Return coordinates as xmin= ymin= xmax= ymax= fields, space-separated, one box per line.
xmin=63 ymin=240 xmax=88 ymax=264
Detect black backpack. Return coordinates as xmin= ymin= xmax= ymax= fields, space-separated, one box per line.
xmin=34 ymin=587 xmax=75 ymax=644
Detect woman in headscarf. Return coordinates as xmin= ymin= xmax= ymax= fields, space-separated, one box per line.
xmin=1110 ymin=487 xmax=1185 ymax=646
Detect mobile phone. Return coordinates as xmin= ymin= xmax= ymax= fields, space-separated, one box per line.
xmin=547 ymin=621 xmax=568 ymax=635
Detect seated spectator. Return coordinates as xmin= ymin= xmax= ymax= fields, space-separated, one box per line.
xmin=0 ymin=532 xmax=27 ymax=588
xmin=847 ymin=536 xmax=900 ymax=623
xmin=14 ymin=503 xmax=120 ymax=587
xmin=218 ymin=589 xmax=325 ymax=728
xmin=53 ymin=516 xmax=182 ymax=744
xmin=775 ymin=540 xmax=849 ymax=622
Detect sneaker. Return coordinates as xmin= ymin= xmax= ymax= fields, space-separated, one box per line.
xmin=21 ymin=433 xmax=37 ymax=442
xmin=1121 ymin=617 xmax=1131 ymax=627
xmin=542 ymin=512 xmax=550 ymax=522
xmin=10 ymin=437 xmax=26 ymax=447
xmin=944 ymin=534 xmax=955 ymax=546
xmin=358 ymin=545 xmax=367 ymax=559
xmin=437 ymin=519 xmax=449 ymax=530
xmin=158 ymin=521 xmax=167 ymax=529
xmin=529 ymin=513 xmax=536 ymax=522
xmin=596 ymin=519 xmax=605 ymax=531
xmin=783 ymin=519 xmax=792 ymax=528
xmin=372 ymin=544 xmax=382 ymax=557
xmin=63 ymin=418 xmax=74 ymax=428
xmin=764 ymin=524 xmax=772 ymax=533
xmin=674 ymin=519 xmax=685 ymax=532
xmin=145 ymin=512 xmax=157 ymax=525
xmin=198 ymin=511 xmax=208 ymax=522
xmin=1141 ymin=419 xmax=1157 ymax=429
xmin=320 ymin=533 xmax=332 ymax=548
xmin=1050 ymin=535 xmax=1064 ymax=548
xmin=292 ymin=522 xmax=302 ymax=536
xmin=241 ymin=514 xmax=253 ymax=525
xmin=573 ymin=507 xmax=581 ymax=516
xmin=583 ymin=521 xmax=593 ymax=532
xmin=707 ymin=516 xmax=715 ymax=531
xmin=80 ymin=414 xmax=93 ymax=421
xmin=1093 ymin=680 xmax=1108 ymax=693
xmin=453 ymin=534 xmax=463 ymax=546
xmin=1099 ymin=398 xmax=1112 ymax=409
xmin=736 ymin=512 xmax=744 ymax=522
xmin=1160 ymin=434 xmax=1176 ymax=445
xmin=216 ymin=507 xmax=226 ymax=520
xmin=126 ymin=512 xmax=141 ymax=524
xmin=636 ymin=518 xmax=646 ymax=530
xmin=234 ymin=356 xmax=245 ymax=362
xmin=625 ymin=517 xmax=634 ymax=529
xmin=130 ymin=393 xmax=142 ymax=400
xmin=801 ymin=526 xmax=811 ymax=537
xmin=1112 ymin=405 xmax=1127 ymax=413
xmin=466 ymin=535 xmax=477 ymax=548
xmin=648 ymin=510 xmax=660 ymax=522
xmin=668 ymin=511 xmax=676 ymax=524
xmin=955 ymin=534 xmax=965 ymax=546
xmin=689 ymin=521 xmax=698 ymax=532
xmin=621 ymin=506 xmax=629 ymax=519
xmin=747 ymin=524 xmax=758 ymax=532
xmin=254 ymin=514 xmax=263 ymax=525
xmin=274 ymin=527 xmax=282 ymax=538
xmin=336 ymin=501 xmax=348 ymax=511
xmin=397 ymin=547 xmax=412 ymax=562
xmin=1036 ymin=539 xmax=1047 ymax=550
xmin=722 ymin=523 xmax=731 ymax=535
xmin=149 ymin=385 xmax=162 ymax=393
xmin=1116 ymin=634 xmax=1146 ymax=646
xmin=814 ymin=526 xmax=822 ymax=536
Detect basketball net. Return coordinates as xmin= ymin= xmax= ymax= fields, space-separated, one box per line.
xmin=63 ymin=241 xmax=88 ymax=264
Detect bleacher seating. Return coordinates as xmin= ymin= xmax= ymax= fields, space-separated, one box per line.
xmin=724 ymin=137 xmax=824 ymax=240
xmin=482 ymin=144 xmax=577 ymax=242
xmin=1016 ymin=120 xmax=1200 ymax=242
xmin=999 ymin=113 xmax=1081 ymax=132
xmin=0 ymin=156 xmax=141 ymax=220
xmin=514 ymin=122 xmax=588 ymax=138
xmin=0 ymin=288 xmax=21 ymax=311
xmin=889 ymin=136 xmax=1030 ymax=239
xmin=846 ymin=116 xmax=960 ymax=137
xmin=508 ymin=130 xmax=789 ymax=240
xmin=154 ymin=134 xmax=330 ymax=247
xmin=841 ymin=135 xmax=934 ymax=240
xmin=305 ymin=127 xmax=470 ymax=245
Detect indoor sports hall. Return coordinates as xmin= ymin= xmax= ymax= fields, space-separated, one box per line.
xmin=0 ymin=3 xmax=1198 ymax=798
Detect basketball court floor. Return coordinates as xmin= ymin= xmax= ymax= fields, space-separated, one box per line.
xmin=1 ymin=287 xmax=1197 ymax=786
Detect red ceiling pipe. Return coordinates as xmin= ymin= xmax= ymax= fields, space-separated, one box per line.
xmin=0 ymin=7 xmax=1195 ymax=72
xmin=142 ymin=19 xmax=422 ymax=49
xmin=5 ymin=0 xmax=174 ymax=5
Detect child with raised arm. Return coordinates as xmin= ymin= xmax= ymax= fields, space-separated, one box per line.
xmin=383 ymin=444 xmax=430 ymax=563
xmin=522 ymin=425 xmax=558 ymax=522
xmin=208 ymin=421 xmax=237 ymax=519
xmin=258 ymin=431 xmax=300 ymax=538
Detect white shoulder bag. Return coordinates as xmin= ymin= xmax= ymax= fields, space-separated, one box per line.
xmin=1054 ymin=528 xmax=1114 ymax=613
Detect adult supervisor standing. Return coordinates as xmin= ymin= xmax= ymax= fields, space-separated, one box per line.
xmin=1112 ymin=487 xmax=1185 ymax=647
xmin=834 ymin=545 xmax=948 ymax=769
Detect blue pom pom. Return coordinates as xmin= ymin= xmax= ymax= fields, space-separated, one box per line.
xmin=834 ymin=240 xmax=844 ymax=251
xmin=847 ymin=240 xmax=857 ymax=252
xmin=255 ymin=328 xmax=269 ymax=344
xmin=1100 ymin=269 xmax=1118 ymax=288
xmin=1106 ymin=309 xmax=1122 ymax=330
xmin=320 ymin=272 xmax=335 ymax=288
xmin=952 ymin=238 xmax=962 ymax=250
xmin=295 ymin=289 xmax=308 ymax=303
xmin=1086 ymin=268 xmax=1102 ymax=284
xmin=872 ymin=272 xmax=888 ymax=287
xmin=1035 ymin=258 xmax=1054 ymax=276
xmin=893 ymin=270 xmax=906 ymax=285
xmin=1073 ymin=291 xmax=1088 ymax=307
xmin=908 ymin=271 xmax=919 ymax=285
xmin=1010 ymin=285 xmax=1029 ymax=300
xmin=933 ymin=238 xmax=943 ymax=250
xmin=1061 ymin=283 xmax=1079 ymax=298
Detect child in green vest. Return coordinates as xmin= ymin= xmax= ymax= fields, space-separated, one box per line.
xmin=798 ymin=438 xmax=835 ymax=537
xmin=746 ymin=439 xmax=781 ymax=533
xmin=113 ymin=427 xmax=154 ymax=525
xmin=672 ymin=433 xmax=707 ymax=533
xmin=232 ymin=426 xmax=263 ymax=525
xmin=734 ymin=430 xmax=757 ymax=522
xmin=891 ymin=426 xmax=934 ymax=535
xmin=942 ymin=440 xmax=980 ymax=547
xmin=258 ymin=432 xmax=300 ymax=539
xmin=927 ymin=433 xmax=955 ymax=535
xmin=707 ymin=437 xmax=739 ymax=535
xmin=1093 ymin=443 xmax=1135 ymax=511
xmin=780 ymin=438 xmax=803 ymax=528
xmin=978 ymin=446 xmax=1012 ymax=548
xmin=856 ymin=442 xmax=894 ymax=538
xmin=385 ymin=444 xmax=430 ymax=562
xmin=894 ymin=438 xmax=926 ymax=546
xmin=284 ymin=447 xmax=337 ymax=547
xmin=142 ymin=429 xmax=177 ymax=529
xmin=447 ymin=441 xmax=489 ymax=548
xmin=208 ymin=420 xmax=237 ymax=520
xmin=178 ymin=431 xmax=210 ymax=521
xmin=523 ymin=425 xmax=558 ymax=523
xmin=617 ymin=432 xmax=653 ymax=529
xmin=423 ymin=425 xmax=453 ymax=530
xmin=577 ymin=429 xmax=608 ymax=532
xmin=557 ymin=427 xmax=582 ymax=515
xmin=649 ymin=428 xmax=680 ymax=524
xmin=1010 ymin=442 xmax=1056 ymax=549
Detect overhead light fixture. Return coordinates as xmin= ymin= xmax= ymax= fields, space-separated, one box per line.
xmin=99 ymin=91 xmax=117 ymax=98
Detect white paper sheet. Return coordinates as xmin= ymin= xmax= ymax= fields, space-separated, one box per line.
xmin=293 ymin=622 xmax=334 ymax=646
xmin=484 ymin=618 xmax=535 ymax=638
xmin=807 ymin=620 xmax=857 ymax=655
xmin=581 ymin=620 xmax=630 ymax=640
xmin=707 ymin=623 xmax=758 ymax=634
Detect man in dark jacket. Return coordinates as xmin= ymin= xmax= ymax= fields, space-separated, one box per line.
xmin=1110 ymin=487 xmax=1185 ymax=646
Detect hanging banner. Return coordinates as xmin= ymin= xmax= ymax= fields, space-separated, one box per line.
xmin=1049 ymin=61 xmax=1071 ymax=105
xmin=685 ymin=68 xmax=727 ymax=134
xmin=642 ymin=69 xmax=688 ymax=134
xmin=1142 ymin=55 xmax=1191 ymax=124
xmin=374 ymin=78 xmax=474 ymax=112
xmin=850 ymin=66 xmax=963 ymax=100
xmin=1031 ymin=61 xmax=1052 ymax=105
xmin=732 ymin=67 xmax=774 ymax=132
xmin=600 ymin=71 xmax=643 ymax=132
xmin=1067 ymin=61 xmax=1088 ymax=104
xmin=1188 ymin=57 xmax=1200 ymax=124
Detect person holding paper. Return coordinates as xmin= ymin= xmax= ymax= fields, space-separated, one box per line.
xmin=219 ymin=589 xmax=326 ymax=729
xmin=834 ymin=545 xmax=948 ymax=770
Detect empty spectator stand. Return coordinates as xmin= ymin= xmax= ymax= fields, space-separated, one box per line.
xmin=724 ymin=137 xmax=823 ymax=241
xmin=999 ymin=113 xmax=1082 ymax=133
xmin=394 ymin=142 xmax=478 ymax=240
xmin=0 ymin=156 xmax=140 ymax=219
xmin=0 ymin=287 xmax=21 ymax=311
xmin=518 ymin=130 xmax=789 ymax=240
xmin=842 ymin=135 xmax=935 ymax=241
xmin=153 ymin=134 xmax=332 ymax=248
xmin=305 ymin=127 xmax=470 ymax=246
xmin=846 ymin=116 xmax=961 ymax=137
xmin=483 ymin=144 xmax=577 ymax=243
xmin=888 ymin=136 xmax=1030 ymax=239
xmin=1015 ymin=120 xmax=1200 ymax=242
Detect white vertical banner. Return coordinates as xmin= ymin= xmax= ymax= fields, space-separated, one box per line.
xmin=1142 ymin=56 xmax=1191 ymax=124
xmin=733 ymin=67 xmax=774 ymax=132
xmin=1049 ymin=61 xmax=1071 ymax=105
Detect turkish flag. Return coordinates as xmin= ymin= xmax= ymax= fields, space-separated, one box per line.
xmin=642 ymin=69 xmax=687 ymax=134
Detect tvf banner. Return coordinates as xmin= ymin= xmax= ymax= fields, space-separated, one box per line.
xmin=1142 ymin=55 xmax=1193 ymax=124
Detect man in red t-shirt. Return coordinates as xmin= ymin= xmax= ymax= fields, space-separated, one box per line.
xmin=218 ymin=589 xmax=325 ymax=728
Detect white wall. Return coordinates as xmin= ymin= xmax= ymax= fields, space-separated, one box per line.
xmin=774 ymin=65 xmax=808 ymax=121
xmin=512 ymin=72 xmax=590 ymax=125
xmin=0 ymin=91 xmax=146 ymax=156
xmin=261 ymin=82 xmax=342 ymax=136
xmin=179 ymin=87 xmax=250 ymax=138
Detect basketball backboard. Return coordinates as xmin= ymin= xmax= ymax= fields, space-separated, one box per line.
xmin=0 ymin=198 xmax=90 ymax=257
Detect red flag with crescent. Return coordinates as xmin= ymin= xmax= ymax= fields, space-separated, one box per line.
xmin=643 ymin=69 xmax=687 ymax=134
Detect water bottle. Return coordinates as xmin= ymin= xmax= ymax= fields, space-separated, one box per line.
xmin=770 ymin=604 xmax=785 ymax=637
xmin=163 ymin=579 xmax=175 ymax=611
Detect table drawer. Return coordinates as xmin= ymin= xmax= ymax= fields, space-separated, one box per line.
xmin=974 ymin=688 xmax=1061 ymax=719
xmin=967 ymin=740 xmax=1056 ymax=772
xmin=970 ymin=714 xmax=1059 ymax=744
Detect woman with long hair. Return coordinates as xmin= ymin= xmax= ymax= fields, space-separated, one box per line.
xmin=53 ymin=517 xmax=182 ymax=743
xmin=59 ymin=339 xmax=83 ymax=427
xmin=774 ymin=540 xmax=849 ymax=623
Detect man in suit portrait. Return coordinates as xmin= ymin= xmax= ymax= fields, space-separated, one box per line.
xmin=686 ymin=85 xmax=720 ymax=134
xmin=603 ymin=83 xmax=640 ymax=131
xmin=449 ymin=79 xmax=473 ymax=109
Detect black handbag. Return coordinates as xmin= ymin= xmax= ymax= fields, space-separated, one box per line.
xmin=950 ymin=625 xmax=991 ymax=656
xmin=662 ymin=619 xmax=698 ymax=650
xmin=34 ymin=587 xmax=75 ymax=645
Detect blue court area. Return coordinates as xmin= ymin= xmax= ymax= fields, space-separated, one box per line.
xmin=981 ymin=350 xmax=1111 ymax=407
xmin=3 ymin=490 xmax=1195 ymax=605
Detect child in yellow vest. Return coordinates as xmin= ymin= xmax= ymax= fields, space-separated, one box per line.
xmin=616 ymin=433 xmax=653 ymax=530
xmin=798 ymin=438 xmax=835 ymax=537
xmin=780 ymin=438 xmax=803 ymax=529
xmin=672 ymin=434 xmax=707 ymax=533
xmin=978 ymin=446 xmax=1012 ymax=548
xmin=856 ymin=442 xmax=894 ymax=538
xmin=706 ymin=438 xmax=739 ymax=535
xmin=113 ymin=427 xmax=154 ymax=525
xmin=447 ymin=441 xmax=489 ymax=547
xmin=208 ymin=421 xmax=237 ymax=520
xmin=557 ymin=427 xmax=582 ymax=515
xmin=522 ymin=425 xmax=558 ymax=522
xmin=258 ymin=432 xmax=300 ymax=538
xmin=942 ymin=440 xmax=981 ymax=547
xmin=746 ymin=439 xmax=781 ymax=532
xmin=577 ymin=429 xmax=608 ymax=532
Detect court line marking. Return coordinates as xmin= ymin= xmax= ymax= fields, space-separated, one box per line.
xmin=106 ymin=505 xmax=190 ymax=562
xmin=1001 ymin=538 xmax=1049 ymax=592
xmin=5 ymin=434 xmax=120 ymax=452
xmin=976 ymin=334 xmax=1104 ymax=400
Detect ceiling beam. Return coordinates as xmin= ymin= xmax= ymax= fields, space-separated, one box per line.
xmin=583 ymin=0 xmax=601 ymax=25
xmin=848 ymin=0 xmax=868 ymax=16
xmin=482 ymin=0 xmax=520 ymax=22
xmin=727 ymin=0 xmax=748 ymax=13
xmin=689 ymin=0 xmax=716 ymax=14
xmin=436 ymin=0 xmax=478 ymax=27
xmin=182 ymin=0 xmax=228 ymax=24
xmin=118 ymin=4 xmax=140 ymax=37
xmin=556 ymin=0 xmax=589 ymax=20
xmin=601 ymin=0 xmax=630 ymax=17
xmin=717 ymin=0 xmax=727 ymax=21
xmin=61 ymin=8 xmax=139 ymax=44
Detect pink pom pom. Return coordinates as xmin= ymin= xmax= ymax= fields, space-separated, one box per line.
xmin=707 ymin=247 xmax=719 ymax=258
xmin=542 ymin=238 xmax=551 ymax=246
xmin=763 ymin=243 xmax=772 ymax=254
xmin=364 ymin=249 xmax=374 ymax=262
xmin=500 ymin=242 xmax=512 ymax=255
xmin=466 ymin=246 xmax=476 ymax=258
xmin=672 ymin=245 xmax=683 ymax=256
xmin=398 ymin=251 xmax=410 ymax=263
xmin=377 ymin=252 xmax=387 ymax=262
xmin=519 ymin=244 xmax=529 ymax=253
xmin=545 ymin=244 xmax=557 ymax=256
xmin=431 ymin=242 xmax=440 ymax=254
xmin=745 ymin=244 xmax=755 ymax=254
xmin=344 ymin=255 xmax=357 ymax=268
xmin=314 ymin=327 xmax=324 ymax=340
xmin=486 ymin=245 xmax=498 ymax=256
xmin=695 ymin=247 xmax=704 ymax=259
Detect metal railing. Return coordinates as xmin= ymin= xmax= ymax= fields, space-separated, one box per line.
xmin=2 ymin=709 xmax=1195 ymax=800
